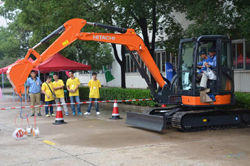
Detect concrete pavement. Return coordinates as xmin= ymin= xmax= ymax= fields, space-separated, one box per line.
xmin=0 ymin=95 xmax=250 ymax=166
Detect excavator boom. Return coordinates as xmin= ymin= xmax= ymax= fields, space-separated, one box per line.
xmin=7 ymin=18 xmax=165 ymax=96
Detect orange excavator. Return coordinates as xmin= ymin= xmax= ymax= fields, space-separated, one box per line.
xmin=8 ymin=18 xmax=250 ymax=132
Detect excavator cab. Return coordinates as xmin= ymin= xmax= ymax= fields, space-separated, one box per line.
xmin=156 ymin=35 xmax=234 ymax=107
xmin=176 ymin=35 xmax=234 ymax=106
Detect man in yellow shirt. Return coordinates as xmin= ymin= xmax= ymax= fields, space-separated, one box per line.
xmin=84 ymin=72 xmax=101 ymax=115
xmin=66 ymin=71 xmax=82 ymax=116
xmin=41 ymin=75 xmax=55 ymax=117
xmin=53 ymin=73 xmax=69 ymax=116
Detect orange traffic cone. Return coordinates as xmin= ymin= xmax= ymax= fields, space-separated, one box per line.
xmin=53 ymin=105 xmax=66 ymax=125
xmin=111 ymin=100 xmax=122 ymax=119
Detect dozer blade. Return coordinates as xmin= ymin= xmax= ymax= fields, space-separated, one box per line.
xmin=7 ymin=59 xmax=33 ymax=96
xmin=126 ymin=112 xmax=165 ymax=132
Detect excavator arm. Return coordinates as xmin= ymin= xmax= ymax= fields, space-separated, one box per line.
xmin=7 ymin=18 xmax=166 ymax=97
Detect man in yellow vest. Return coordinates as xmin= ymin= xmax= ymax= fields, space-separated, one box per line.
xmin=66 ymin=71 xmax=82 ymax=116
xmin=53 ymin=73 xmax=69 ymax=116
xmin=41 ymin=75 xmax=55 ymax=117
xmin=84 ymin=72 xmax=101 ymax=115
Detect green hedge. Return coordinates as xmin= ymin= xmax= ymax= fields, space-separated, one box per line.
xmin=79 ymin=87 xmax=157 ymax=106
xmin=0 ymin=82 xmax=12 ymax=87
xmin=79 ymin=87 xmax=250 ymax=108
xmin=235 ymin=92 xmax=250 ymax=109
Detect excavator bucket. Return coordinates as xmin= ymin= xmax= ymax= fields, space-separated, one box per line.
xmin=7 ymin=59 xmax=33 ymax=96
xmin=126 ymin=112 xmax=166 ymax=132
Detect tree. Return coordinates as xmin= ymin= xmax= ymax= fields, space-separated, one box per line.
xmin=90 ymin=0 xmax=132 ymax=88
xmin=113 ymin=0 xmax=175 ymax=90
xmin=174 ymin=0 xmax=250 ymax=40
xmin=163 ymin=16 xmax=184 ymax=56
xmin=0 ymin=0 xmax=113 ymax=71
xmin=0 ymin=25 xmax=28 ymax=68
xmin=90 ymin=0 xmax=183 ymax=89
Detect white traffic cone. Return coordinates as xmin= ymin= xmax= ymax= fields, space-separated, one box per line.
xmin=53 ymin=105 xmax=66 ymax=125
xmin=111 ymin=100 xmax=122 ymax=119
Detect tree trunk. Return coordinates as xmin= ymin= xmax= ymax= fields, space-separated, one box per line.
xmin=121 ymin=45 xmax=126 ymax=88
xmin=149 ymin=0 xmax=157 ymax=90
xmin=138 ymin=17 xmax=157 ymax=90
xmin=111 ymin=44 xmax=126 ymax=88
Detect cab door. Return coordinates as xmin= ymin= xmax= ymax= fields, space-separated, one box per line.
xmin=217 ymin=39 xmax=234 ymax=94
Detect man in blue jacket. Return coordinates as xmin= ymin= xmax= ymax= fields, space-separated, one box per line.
xmin=206 ymin=48 xmax=217 ymax=69
xmin=197 ymin=50 xmax=209 ymax=74
xmin=26 ymin=71 xmax=42 ymax=116
xmin=200 ymin=48 xmax=217 ymax=89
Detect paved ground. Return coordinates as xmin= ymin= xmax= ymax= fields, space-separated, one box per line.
xmin=0 ymin=95 xmax=250 ymax=166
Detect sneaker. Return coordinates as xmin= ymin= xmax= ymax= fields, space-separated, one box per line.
xmin=65 ymin=112 xmax=69 ymax=116
xmin=72 ymin=112 xmax=76 ymax=116
xmin=46 ymin=114 xmax=50 ymax=117
xmin=31 ymin=113 xmax=35 ymax=117
xmin=78 ymin=112 xmax=82 ymax=116
xmin=51 ymin=113 xmax=56 ymax=117
xmin=96 ymin=112 xmax=100 ymax=115
xmin=84 ymin=112 xmax=90 ymax=116
xmin=37 ymin=112 xmax=42 ymax=116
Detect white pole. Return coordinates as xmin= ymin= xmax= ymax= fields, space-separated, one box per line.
xmin=25 ymin=83 xmax=27 ymax=103
xmin=1 ymin=71 xmax=3 ymax=97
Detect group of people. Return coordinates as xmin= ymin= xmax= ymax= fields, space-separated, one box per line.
xmin=26 ymin=71 xmax=101 ymax=117
xmin=197 ymin=48 xmax=217 ymax=89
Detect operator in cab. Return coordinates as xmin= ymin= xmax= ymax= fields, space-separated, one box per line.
xmin=197 ymin=50 xmax=209 ymax=84
xmin=199 ymin=48 xmax=217 ymax=89
xmin=205 ymin=48 xmax=217 ymax=69
xmin=197 ymin=50 xmax=209 ymax=74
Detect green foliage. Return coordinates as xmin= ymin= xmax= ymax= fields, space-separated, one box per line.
xmin=163 ymin=17 xmax=184 ymax=55
xmin=0 ymin=77 xmax=12 ymax=87
xmin=0 ymin=0 xmax=113 ymax=70
xmin=0 ymin=55 xmax=17 ymax=68
xmin=175 ymin=0 xmax=250 ymax=40
xmin=0 ymin=26 xmax=28 ymax=63
xmin=0 ymin=82 xmax=12 ymax=88
xmin=235 ymin=92 xmax=250 ymax=109
xmin=78 ymin=86 xmax=89 ymax=100
xmin=79 ymin=87 xmax=157 ymax=106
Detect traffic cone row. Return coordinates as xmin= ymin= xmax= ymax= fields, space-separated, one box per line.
xmin=54 ymin=100 xmax=124 ymax=125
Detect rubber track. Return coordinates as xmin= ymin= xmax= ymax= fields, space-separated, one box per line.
xmin=171 ymin=109 xmax=250 ymax=131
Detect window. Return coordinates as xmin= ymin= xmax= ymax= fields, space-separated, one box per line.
xmin=180 ymin=42 xmax=194 ymax=90
xmin=221 ymin=41 xmax=233 ymax=91
xmin=162 ymin=52 xmax=166 ymax=72
xmin=125 ymin=50 xmax=174 ymax=73
xmin=156 ymin=52 xmax=161 ymax=71
xmin=246 ymin=41 xmax=250 ymax=69
xmin=181 ymin=42 xmax=194 ymax=70
xmin=232 ymin=42 xmax=244 ymax=69
xmin=232 ymin=39 xmax=250 ymax=70
xmin=125 ymin=55 xmax=130 ymax=72
xmin=221 ymin=41 xmax=232 ymax=68
xmin=125 ymin=54 xmax=137 ymax=73
xmin=154 ymin=51 xmax=168 ymax=72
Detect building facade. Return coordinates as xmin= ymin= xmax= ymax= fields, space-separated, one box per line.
xmin=75 ymin=45 xmax=176 ymax=89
